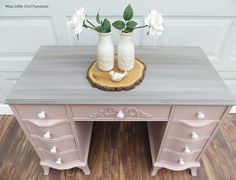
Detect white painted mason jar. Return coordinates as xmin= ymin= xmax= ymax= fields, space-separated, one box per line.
xmin=97 ymin=32 xmax=114 ymax=71
xmin=117 ymin=32 xmax=135 ymax=71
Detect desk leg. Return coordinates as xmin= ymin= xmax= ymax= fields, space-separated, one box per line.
xmin=42 ymin=165 xmax=50 ymax=175
xmin=190 ymin=167 xmax=198 ymax=176
xmin=150 ymin=166 xmax=161 ymax=176
xmin=81 ymin=165 xmax=91 ymax=175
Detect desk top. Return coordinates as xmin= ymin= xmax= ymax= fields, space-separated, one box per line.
xmin=5 ymin=46 xmax=236 ymax=105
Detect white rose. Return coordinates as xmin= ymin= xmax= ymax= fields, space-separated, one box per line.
xmin=145 ymin=9 xmax=164 ymax=36
xmin=68 ymin=7 xmax=86 ymax=35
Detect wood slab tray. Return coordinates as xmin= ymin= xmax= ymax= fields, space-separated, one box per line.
xmin=87 ymin=56 xmax=146 ymax=91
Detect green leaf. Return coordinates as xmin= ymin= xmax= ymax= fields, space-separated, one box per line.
xmin=112 ymin=20 xmax=125 ymax=30
xmin=96 ymin=10 xmax=101 ymax=24
xmin=126 ymin=28 xmax=133 ymax=32
xmin=101 ymin=18 xmax=111 ymax=33
xmin=95 ymin=26 xmax=101 ymax=32
xmin=126 ymin=20 xmax=137 ymax=29
xmin=123 ymin=27 xmax=133 ymax=33
xmin=123 ymin=4 xmax=133 ymax=21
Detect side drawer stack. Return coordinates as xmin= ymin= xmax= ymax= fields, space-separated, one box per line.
xmin=159 ymin=106 xmax=227 ymax=168
xmin=12 ymin=105 xmax=82 ymax=174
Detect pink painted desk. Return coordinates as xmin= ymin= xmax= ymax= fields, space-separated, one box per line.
xmin=5 ymin=46 xmax=235 ymax=176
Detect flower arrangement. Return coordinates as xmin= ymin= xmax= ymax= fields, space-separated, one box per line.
xmin=68 ymin=5 xmax=164 ymax=72
xmin=68 ymin=5 xmax=164 ymax=36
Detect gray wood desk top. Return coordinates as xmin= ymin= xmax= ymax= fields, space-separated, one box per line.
xmin=5 ymin=46 xmax=236 ymax=105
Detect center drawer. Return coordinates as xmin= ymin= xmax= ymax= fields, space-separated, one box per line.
xmin=70 ymin=105 xmax=171 ymax=120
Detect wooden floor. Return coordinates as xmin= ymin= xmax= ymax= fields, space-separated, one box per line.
xmin=0 ymin=115 xmax=235 ymax=180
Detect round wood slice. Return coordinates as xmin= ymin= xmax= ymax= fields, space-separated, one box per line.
xmin=87 ymin=56 xmax=146 ymax=91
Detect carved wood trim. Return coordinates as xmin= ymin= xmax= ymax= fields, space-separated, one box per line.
xmin=124 ymin=107 xmax=152 ymax=118
xmin=89 ymin=107 xmax=119 ymax=118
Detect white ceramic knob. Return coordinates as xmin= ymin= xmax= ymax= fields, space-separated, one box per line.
xmin=43 ymin=131 xmax=51 ymax=139
xmin=37 ymin=111 xmax=46 ymax=119
xmin=197 ymin=112 xmax=205 ymax=120
xmin=184 ymin=146 xmax=191 ymax=154
xmin=50 ymin=146 xmax=57 ymax=154
xmin=117 ymin=111 xmax=124 ymax=119
xmin=56 ymin=158 xmax=62 ymax=165
xmin=179 ymin=159 xmax=185 ymax=165
xmin=191 ymin=132 xmax=199 ymax=139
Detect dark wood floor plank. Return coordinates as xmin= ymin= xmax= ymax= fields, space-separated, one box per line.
xmin=0 ymin=115 xmax=235 ymax=180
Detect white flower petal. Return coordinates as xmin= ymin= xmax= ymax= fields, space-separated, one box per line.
xmin=145 ymin=9 xmax=164 ymax=36
xmin=151 ymin=14 xmax=163 ymax=26
xmin=156 ymin=31 xmax=162 ymax=36
xmin=73 ymin=26 xmax=83 ymax=35
xmin=68 ymin=7 xmax=86 ymax=35
xmin=149 ymin=27 xmax=156 ymax=36
xmin=75 ymin=7 xmax=86 ymax=21
xmin=158 ymin=25 xmax=164 ymax=31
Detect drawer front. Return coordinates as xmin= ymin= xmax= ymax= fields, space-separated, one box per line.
xmin=14 ymin=105 xmax=68 ymax=120
xmin=159 ymin=151 xmax=199 ymax=165
xmin=172 ymin=106 xmax=227 ymax=120
xmin=168 ymin=120 xmax=218 ymax=140
xmin=71 ymin=105 xmax=171 ymax=120
xmin=34 ymin=138 xmax=77 ymax=153
xmin=41 ymin=151 xmax=80 ymax=163
xmin=163 ymin=138 xmax=207 ymax=153
xmin=24 ymin=120 xmax=73 ymax=139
